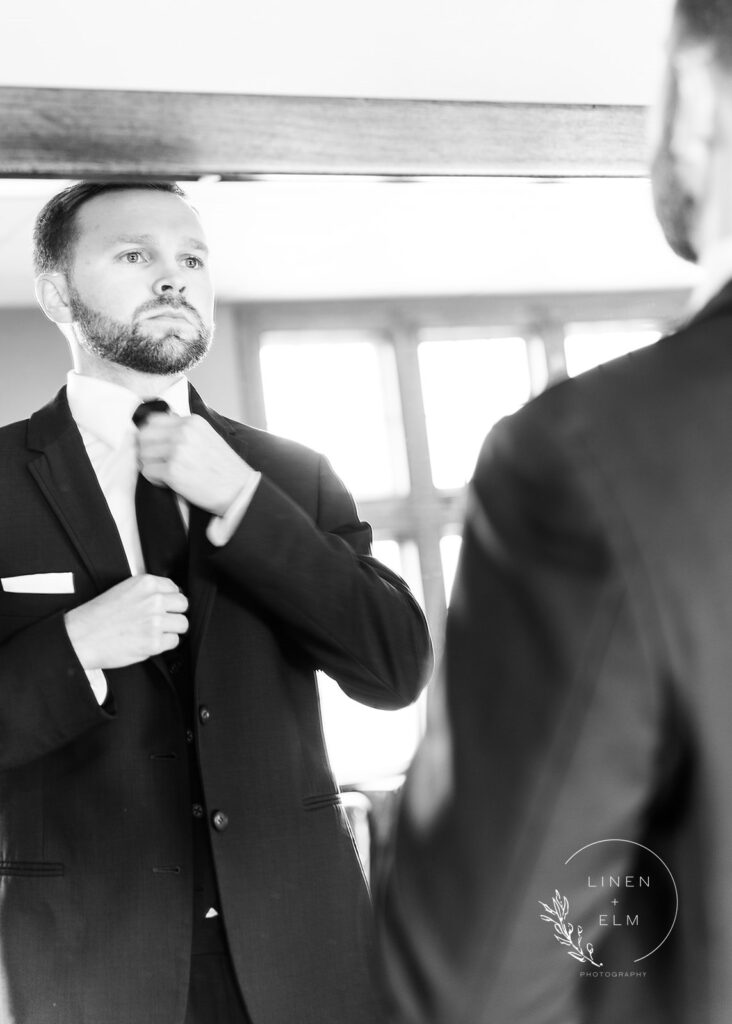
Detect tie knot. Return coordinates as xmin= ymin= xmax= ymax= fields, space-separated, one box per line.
xmin=133 ymin=399 xmax=170 ymax=428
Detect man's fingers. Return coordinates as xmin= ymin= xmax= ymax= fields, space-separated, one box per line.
xmin=144 ymin=575 xmax=184 ymax=596
xmin=138 ymin=437 xmax=176 ymax=460
xmin=136 ymin=413 xmax=178 ymax=436
xmin=164 ymin=613 xmax=189 ymax=635
xmin=137 ymin=416 xmax=184 ymax=450
xmin=164 ymin=592 xmax=189 ymax=613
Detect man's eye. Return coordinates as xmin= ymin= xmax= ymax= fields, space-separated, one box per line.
xmin=184 ymin=256 xmax=203 ymax=269
xmin=123 ymin=252 xmax=143 ymax=263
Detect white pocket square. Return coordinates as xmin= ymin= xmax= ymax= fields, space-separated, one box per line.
xmin=1 ymin=572 xmax=75 ymax=594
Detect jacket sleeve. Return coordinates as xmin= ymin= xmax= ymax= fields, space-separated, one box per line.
xmin=376 ymin=405 xmax=669 ymax=1023
xmin=205 ymin=452 xmax=433 ymax=710
xmin=0 ymin=610 xmax=112 ymax=769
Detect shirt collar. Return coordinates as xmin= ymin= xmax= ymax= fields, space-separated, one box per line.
xmin=687 ymin=236 xmax=732 ymax=318
xmin=66 ymin=371 xmax=191 ymax=449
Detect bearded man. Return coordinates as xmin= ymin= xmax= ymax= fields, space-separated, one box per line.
xmin=378 ymin=1 xmax=732 ymax=1021
xmin=0 ymin=180 xmax=431 ymax=1024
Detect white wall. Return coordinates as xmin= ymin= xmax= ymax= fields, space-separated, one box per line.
xmin=4 ymin=0 xmax=672 ymax=105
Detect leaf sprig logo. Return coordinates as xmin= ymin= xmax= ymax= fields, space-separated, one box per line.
xmin=539 ymin=890 xmax=603 ymax=967
xmin=538 ymin=839 xmax=679 ymax=972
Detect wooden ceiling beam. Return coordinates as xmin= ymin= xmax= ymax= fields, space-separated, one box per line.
xmin=0 ymin=86 xmax=648 ymax=179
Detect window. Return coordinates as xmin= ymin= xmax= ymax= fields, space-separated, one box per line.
xmin=260 ymin=330 xmax=409 ymax=500
xmin=237 ymin=291 xmax=682 ymax=785
xmin=418 ymin=332 xmax=532 ymax=490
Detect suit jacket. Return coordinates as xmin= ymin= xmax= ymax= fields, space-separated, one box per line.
xmin=378 ymin=283 xmax=732 ymax=1024
xmin=0 ymin=383 xmax=432 ymax=1024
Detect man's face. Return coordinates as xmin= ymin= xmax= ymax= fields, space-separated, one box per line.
xmin=64 ymin=189 xmax=215 ymax=375
xmin=650 ymin=48 xmax=699 ymax=263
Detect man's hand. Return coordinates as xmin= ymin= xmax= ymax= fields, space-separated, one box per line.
xmin=64 ymin=575 xmax=188 ymax=670
xmin=137 ymin=413 xmax=255 ymax=516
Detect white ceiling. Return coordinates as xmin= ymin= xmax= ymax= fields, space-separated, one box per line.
xmin=4 ymin=0 xmax=672 ymax=104
xmin=2 ymin=0 xmax=693 ymax=306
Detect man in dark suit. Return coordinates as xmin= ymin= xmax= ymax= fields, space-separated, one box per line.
xmin=378 ymin=2 xmax=732 ymax=1022
xmin=0 ymin=180 xmax=431 ymax=1024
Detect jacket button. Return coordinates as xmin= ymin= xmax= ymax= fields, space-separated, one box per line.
xmin=192 ymin=803 xmax=204 ymax=819
xmin=211 ymin=810 xmax=229 ymax=832
xmin=199 ymin=706 xmax=211 ymax=724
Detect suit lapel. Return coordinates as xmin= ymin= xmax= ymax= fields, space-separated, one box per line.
xmin=26 ymin=387 xmax=131 ymax=592
xmin=28 ymin=387 xmax=178 ymax=686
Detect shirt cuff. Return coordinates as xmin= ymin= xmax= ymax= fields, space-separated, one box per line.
xmin=86 ymin=668 xmax=108 ymax=705
xmin=206 ymin=472 xmax=262 ymax=547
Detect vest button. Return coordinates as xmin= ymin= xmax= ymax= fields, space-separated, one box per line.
xmin=185 ymin=729 xmax=194 ymax=744
xmin=199 ymin=706 xmax=211 ymax=724
xmin=211 ymin=810 xmax=229 ymax=832
xmin=192 ymin=803 xmax=204 ymax=819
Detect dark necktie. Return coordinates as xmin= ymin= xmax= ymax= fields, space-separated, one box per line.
xmin=133 ymin=401 xmax=222 ymax=925
xmin=132 ymin=399 xmax=188 ymax=591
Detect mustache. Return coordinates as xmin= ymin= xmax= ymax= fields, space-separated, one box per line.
xmin=135 ymin=295 xmax=201 ymax=317
xmin=134 ymin=295 xmax=209 ymax=333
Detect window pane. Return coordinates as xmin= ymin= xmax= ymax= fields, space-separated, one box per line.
xmin=418 ymin=335 xmax=531 ymax=490
xmin=317 ymin=674 xmax=423 ymax=786
xmin=371 ymin=538 xmax=402 ymax=572
xmin=440 ymin=533 xmax=463 ymax=604
xmin=564 ymin=324 xmax=661 ymax=377
xmin=260 ymin=331 xmax=409 ymax=500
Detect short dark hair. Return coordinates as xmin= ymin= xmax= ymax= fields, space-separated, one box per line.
xmin=32 ymin=180 xmax=188 ymax=276
xmin=675 ymin=0 xmax=732 ymax=66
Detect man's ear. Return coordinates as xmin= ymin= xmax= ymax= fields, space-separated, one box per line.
xmin=34 ymin=273 xmax=74 ymax=325
xmin=670 ymin=45 xmax=718 ymax=198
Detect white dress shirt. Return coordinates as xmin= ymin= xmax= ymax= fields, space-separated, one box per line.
xmin=65 ymin=370 xmax=260 ymax=701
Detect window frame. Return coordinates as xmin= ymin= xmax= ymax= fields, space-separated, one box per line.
xmin=232 ymin=288 xmax=686 ymax=647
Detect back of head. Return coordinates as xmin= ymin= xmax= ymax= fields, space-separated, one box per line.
xmin=675 ymin=0 xmax=732 ymax=65
xmin=649 ymin=0 xmax=732 ymax=262
xmin=32 ymin=181 xmax=187 ymax=277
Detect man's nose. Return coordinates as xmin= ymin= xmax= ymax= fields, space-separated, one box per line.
xmin=153 ymin=266 xmax=186 ymax=295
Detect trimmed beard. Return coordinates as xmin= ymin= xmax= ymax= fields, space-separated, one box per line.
xmin=67 ymin=286 xmax=213 ymax=375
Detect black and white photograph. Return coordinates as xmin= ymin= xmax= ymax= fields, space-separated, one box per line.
xmin=0 ymin=1 xmax=725 ymax=1021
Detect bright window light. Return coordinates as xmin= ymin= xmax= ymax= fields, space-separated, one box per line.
xmin=260 ymin=331 xmax=409 ymax=500
xmin=440 ymin=533 xmax=463 ymax=604
xmin=418 ymin=334 xmax=531 ymax=490
xmin=564 ymin=325 xmax=661 ymax=377
xmin=317 ymin=674 xmax=424 ymax=786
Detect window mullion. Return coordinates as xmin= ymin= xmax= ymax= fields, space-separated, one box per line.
xmin=390 ymin=318 xmax=447 ymax=648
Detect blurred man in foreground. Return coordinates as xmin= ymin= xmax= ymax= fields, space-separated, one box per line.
xmin=379 ymin=1 xmax=732 ymax=1021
